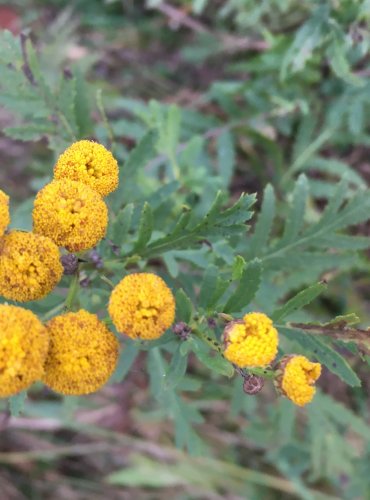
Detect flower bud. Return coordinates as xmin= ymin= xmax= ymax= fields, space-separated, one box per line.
xmin=61 ymin=253 xmax=79 ymax=275
xmin=243 ymin=374 xmax=264 ymax=395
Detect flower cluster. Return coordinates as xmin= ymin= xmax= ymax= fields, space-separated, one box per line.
xmin=0 ymin=304 xmax=49 ymax=397
xmin=0 ymin=230 xmax=63 ymax=302
xmin=109 ymin=273 xmax=176 ymax=340
xmin=0 ymin=141 xmax=324 ymax=407
xmin=54 ymin=140 xmax=119 ymax=197
xmin=33 ymin=179 xmax=108 ymax=252
xmin=223 ymin=313 xmax=278 ymax=368
xmin=43 ymin=310 xmax=119 ymax=395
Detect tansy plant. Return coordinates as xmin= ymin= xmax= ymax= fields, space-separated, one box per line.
xmin=1 ymin=137 xmax=369 ymax=431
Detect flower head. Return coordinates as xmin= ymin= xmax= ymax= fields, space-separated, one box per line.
xmin=33 ymin=179 xmax=108 ymax=252
xmin=0 ymin=189 xmax=10 ymax=236
xmin=108 ymin=273 xmax=175 ymax=340
xmin=54 ymin=140 xmax=119 ymax=197
xmin=277 ymin=355 xmax=321 ymax=406
xmin=43 ymin=310 xmax=119 ymax=395
xmin=0 ymin=304 xmax=49 ymax=397
xmin=223 ymin=312 xmax=278 ymax=368
xmin=0 ymin=230 xmax=63 ymax=302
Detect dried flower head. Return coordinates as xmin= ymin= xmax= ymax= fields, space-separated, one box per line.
xmin=108 ymin=273 xmax=175 ymax=340
xmin=43 ymin=310 xmax=119 ymax=395
xmin=0 ymin=189 xmax=10 ymax=237
xmin=0 ymin=230 xmax=63 ymax=302
xmin=223 ymin=312 xmax=278 ymax=368
xmin=0 ymin=304 xmax=49 ymax=397
xmin=54 ymin=140 xmax=119 ymax=197
xmin=33 ymin=179 xmax=108 ymax=252
xmin=277 ymin=355 xmax=321 ymax=406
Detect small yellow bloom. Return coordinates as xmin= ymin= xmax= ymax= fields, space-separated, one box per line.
xmin=223 ymin=312 xmax=278 ymax=368
xmin=43 ymin=310 xmax=119 ymax=395
xmin=0 ymin=189 xmax=10 ymax=236
xmin=108 ymin=273 xmax=176 ymax=340
xmin=279 ymin=355 xmax=321 ymax=406
xmin=33 ymin=179 xmax=108 ymax=252
xmin=54 ymin=140 xmax=119 ymax=197
xmin=0 ymin=304 xmax=49 ymax=397
xmin=0 ymin=231 xmax=63 ymax=302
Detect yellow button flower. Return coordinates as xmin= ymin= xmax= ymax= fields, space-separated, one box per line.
xmin=54 ymin=140 xmax=119 ymax=197
xmin=223 ymin=312 xmax=278 ymax=368
xmin=43 ymin=310 xmax=119 ymax=395
xmin=0 ymin=189 xmax=10 ymax=236
xmin=0 ymin=304 xmax=49 ymax=397
xmin=0 ymin=230 xmax=63 ymax=302
xmin=33 ymin=179 xmax=108 ymax=252
xmin=278 ymin=355 xmax=321 ymax=406
xmin=108 ymin=273 xmax=176 ymax=340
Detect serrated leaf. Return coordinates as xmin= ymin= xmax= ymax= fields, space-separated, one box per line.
xmin=271 ymin=282 xmax=327 ymax=322
xmin=134 ymin=202 xmax=153 ymax=252
xmin=223 ymin=258 xmax=262 ymax=313
xmin=175 ymin=288 xmax=193 ymax=323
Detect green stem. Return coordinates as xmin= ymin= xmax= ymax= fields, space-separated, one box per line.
xmin=99 ymin=275 xmax=115 ymax=289
xmin=41 ymin=302 xmax=65 ymax=322
xmin=192 ymin=326 xmax=223 ymax=354
xmin=64 ymin=274 xmax=80 ymax=311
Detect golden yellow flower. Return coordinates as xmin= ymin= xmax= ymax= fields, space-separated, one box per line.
xmin=108 ymin=273 xmax=176 ymax=340
xmin=0 ymin=189 xmax=10 ymax=236
xmin=0 ymin=304 xmax=49 ymax=397
xmin=43 ymin=310 xmax=119 ymax=395
xmin=279 ymin=355 xmax=321 ymax=406
xmin=223 ymin=312 xmax=278 ymax=368
xmin=54 ymin=140 xmax=119 ymax=197
xmin=0 ymin=230 xmax=63 ymax=302
xmin=33 ymin=179 xmax=108 ymax=252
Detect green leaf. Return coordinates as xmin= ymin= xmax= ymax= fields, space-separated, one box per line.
xmin=194 ymin=347 xmax=234 ymax=377
xmin=328 ymin=39 xmax=364 ymax=87
xmin=271 ymin=282 xmax=327 ymax=322
xmin=198 ymin=265 xmax=219 ymax=309
xmin=111 ymin=342 xmax=140 ymax=383
xmin=9 ymin=391 xmax=27 ymax=416
xmin=175 ymin=288 xmax=193 ymax=323
xmin=110 ymin=203 xmax=134 ymax=246
xmin=278 ymin=174 xmax=308 ymax=247
xmin=280 ymin=327 xmax=361 ymax=387
xmin=133 ymin=202 xmax=153 ymax=252
xmin=217 ymin=130 xmax=235 ymax=187
xmin=164 ymin=345 xmax=188 ymax=389
xmin=248 ymin=184 xmax=276 ymax=257
xmin=232 ymin=255 xmax=246 ymax=280
xmin=223 ymin=258 xmax=262 ymax=313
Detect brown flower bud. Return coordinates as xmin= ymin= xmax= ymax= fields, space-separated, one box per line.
xmin=61 ymin=253 xmax=79 ymax=275
xmin=243 ymin=374 xmax=264 ymax=395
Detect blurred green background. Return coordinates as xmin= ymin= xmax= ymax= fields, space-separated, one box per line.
xmin=0 ymin=1 xmax=370 ymax=499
